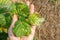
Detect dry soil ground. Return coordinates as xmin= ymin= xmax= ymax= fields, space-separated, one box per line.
xmin=31 ymin=0 xmax=60 ymax=40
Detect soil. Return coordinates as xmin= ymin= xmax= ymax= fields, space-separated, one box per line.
xmin=30 ymin=0 xmax=60 ymax=40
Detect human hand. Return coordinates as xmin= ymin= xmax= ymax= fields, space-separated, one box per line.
xmin=8 ymin=0 xmax=36 ymax=40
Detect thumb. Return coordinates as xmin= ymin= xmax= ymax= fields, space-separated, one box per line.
xmin=12 ymin=14 xmax=18 ymax=23
xmin=28 ymin=26 xmax=36 ymax=40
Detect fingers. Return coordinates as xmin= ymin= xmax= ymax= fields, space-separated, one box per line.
xmin=8 ymin=14 xmax=18 ymax=38
xmin=8 ymin=13 xmax=18 ymax=40
xmin=20 ymin=26 xmax=36 ymax=40
xmin=26 ymin=1 xmax=35 ymax=40
xmin=28 ymin=26 xmax=36 ymax=40
xmin=26 ymin=0 xmax=34 ymax=14
xmin=30 ymin=4 xmax=34 ymax=14
xmin=8 ymin=27 xmax=15 ymax=38
xmin=12 ymin=14 xmax=18 ymax=23
xmin=8 ymin=24 xmax=20 ymax=40
xmin=26 ymin=0 xmax=30 ymax=7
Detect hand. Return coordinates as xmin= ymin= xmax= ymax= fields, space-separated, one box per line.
xmin=8 ymin=0 xmax=36 ymax=40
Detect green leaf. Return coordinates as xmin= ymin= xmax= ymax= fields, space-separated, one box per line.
xmin=33 ymin=36 xmax=37 ymax=40
xmin=0 ymin=0 xmax=12 ymax=8
xmin=15 ymin=2 xmax=30 ymax=18
xmin=4 ymin=13 xmax=12 ymax=28
xmin=12 ymin=20 xmax=31 ymax=37
xmin=0 ymin=8 xmax=8 ymax=13
xmin=0 ymin=14 xmax=6 ymax=26
xmin=29 ymin=13 xmax=45 ymax=26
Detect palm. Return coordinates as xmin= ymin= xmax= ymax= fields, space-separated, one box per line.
xmin=8 ymin=0 xmax=36 ymax=40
